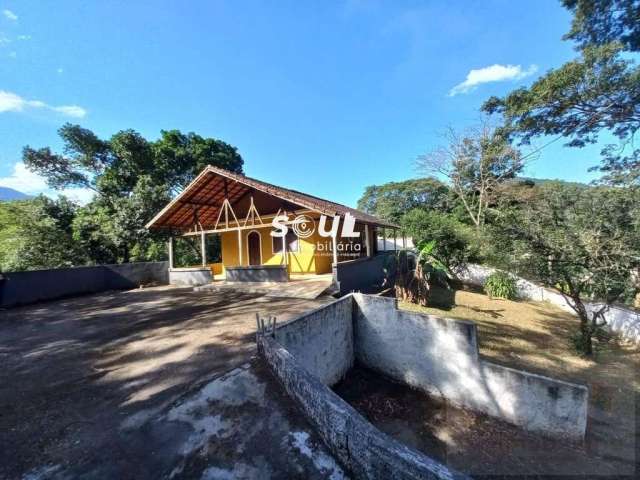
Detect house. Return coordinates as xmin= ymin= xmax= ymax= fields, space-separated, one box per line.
xmin=146 ymin=166 xmax=401 ymax=293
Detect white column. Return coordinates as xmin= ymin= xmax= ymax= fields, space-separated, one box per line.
xmin=168 ymin=236 xmax=174 ymax=269
xmin=237 ymin=230 xmax=243 ymax=265
xmin=332 ymin=224 xmax=338 ymax=265
xmin=282 ymin=235 xmax=287 ymax=265
xmin=364 ymin=224 xmax=371 ymax=257
xmin=201 ymin=230 xmax=207 ymax=267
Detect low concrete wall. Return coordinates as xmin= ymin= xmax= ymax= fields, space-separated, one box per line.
xmin=457 ymin=263 xmax=640 ymax=344
xmin=333 ymin=252 xmax=393 ymax=295
xmin=586 ymin=302 xmax=640 ymax=345
xmin=273 ymin=296 xmax=354 ymax=386
xmin=0 ymin=261 xmax=169 ymax=308
xmin=353 ymin=294 xmax=589 ymax=440
xmin=169 ymin=267 xmax=212 ymax=286
xmin=258 ymin=334 xmax=467 ymax=480
xmin=225 ymin=265 xmax=288 ymax=283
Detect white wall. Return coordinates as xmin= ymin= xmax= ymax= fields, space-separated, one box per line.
xmin=377 ymin=236 xmax=414 ymax=251
xmin=273 ymin=296 xmax=354 ymax=386
xmin=352 ymin=294 xmax=589 ymax=440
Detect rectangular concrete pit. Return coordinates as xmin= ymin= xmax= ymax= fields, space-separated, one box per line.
xmin=258 ymin=334 xmax=468 ymax=480
xmin=352 ymin=294 xmax=588 ymax=440
xmin=258 ymin=293 xmax=589 ymax=480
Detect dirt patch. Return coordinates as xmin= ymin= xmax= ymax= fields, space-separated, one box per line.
xmin=334 ymin=365 xmax=636 ymax=477
xmin=0 ymin=286 xmax=330 ymax=478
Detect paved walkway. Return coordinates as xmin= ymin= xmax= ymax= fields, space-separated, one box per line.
xmin=0 ymin=286 xmax=331 ymax=478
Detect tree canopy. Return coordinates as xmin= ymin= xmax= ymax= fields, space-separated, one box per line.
xmin=416 ymin=122 xmax=524 ymax=230
xmin=482 ymin=0 xmax=640 ymax=185
xmin=493 ymin=182 xmax=640 ymax=354
xmin=2 ymin=125 xmax=244 ymax=270
xmin=357 ymin=177 xmax=450 ymax=225
xmin=23 ymin=124 xmax=243 ymax=197
xmin=0 ymin=196 xmax=84 ymax=271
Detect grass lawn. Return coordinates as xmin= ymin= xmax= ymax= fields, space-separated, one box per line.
xmin=399 ymin=288 xmax=639 ymax=474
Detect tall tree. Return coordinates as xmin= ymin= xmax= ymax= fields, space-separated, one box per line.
xmin=416 ymin=121 xmax=524 ymax=230
xmin=494 ymin=183 xmax=640 ymax=355
xmin=483 ymin=0 xmax=640 ymax=185
xmin=22 ymin=124 xmax=244 ymax=266
xmin=23 ymin=124 xmax=244 ymax=197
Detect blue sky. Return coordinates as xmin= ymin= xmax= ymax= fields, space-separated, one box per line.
xmin=0 ymin=0 xmax=606 ymax=206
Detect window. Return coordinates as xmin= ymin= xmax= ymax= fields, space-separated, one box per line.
xmin=272 ymin=230 xmax=299 ymax=254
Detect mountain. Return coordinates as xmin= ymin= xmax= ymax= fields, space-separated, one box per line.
xmin=0 ymin=187 xmax=31 ymax=201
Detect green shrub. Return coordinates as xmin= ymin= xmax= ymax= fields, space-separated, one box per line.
xmin=484 ymin=271 xmax=518 ymax=300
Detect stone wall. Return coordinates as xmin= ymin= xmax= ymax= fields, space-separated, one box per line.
xmin=273 ymin=296 xmax=354 ymax=386
xmin=0 ymin=261 xmax=169 ymax=308
xmin=456 ymin=263 xmax=640 ymax=344
xmin=352 ymin=294 xmax=589 ymax=440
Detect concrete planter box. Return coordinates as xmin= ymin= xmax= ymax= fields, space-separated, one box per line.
xmin=225 ymin=265 xmax=288 ymax=283
xmin=169 ymin=267 xmax=212 ymax=286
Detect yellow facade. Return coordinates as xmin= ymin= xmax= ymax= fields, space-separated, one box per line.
xmin=219 ymin=226 xmax=333 ymax=275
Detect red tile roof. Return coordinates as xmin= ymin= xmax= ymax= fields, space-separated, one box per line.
xmin=146 ymin=165 xmax=398 ymax=230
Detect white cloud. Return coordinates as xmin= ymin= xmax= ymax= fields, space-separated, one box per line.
xmin=53 ymin=105 xmax=85 ymax=117
xmin=8 ymin=50 xmax=15 ymax=58
xmin=0 ymin=162 xmax=47 ymax=193
xmin=2 ymin=9 xmax=18 ymax=21
xmin=0 ymin=90 xmax=87 ymax=118
xmin=0 ymin=162 xmax=94 ymax=204
xmin=17 ymin=34 xmax=31 ymax=40
xmin=448 ymin=64 xmax=538 ymax=96
xmin=58 ymin=186 xmax=95 ymax=204
xmin=56 ymin=67 xmax=64 ymax=74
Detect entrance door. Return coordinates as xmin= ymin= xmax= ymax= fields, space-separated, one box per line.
xmin=247 ymin=231 xmax=262 ymax=266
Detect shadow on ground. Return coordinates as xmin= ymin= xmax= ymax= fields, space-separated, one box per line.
xmin=0 ymin=286 xmax=329 ymax=478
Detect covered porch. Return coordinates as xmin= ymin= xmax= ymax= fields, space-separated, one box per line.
xmin=146 ymin=166 xmax=402 ymax=292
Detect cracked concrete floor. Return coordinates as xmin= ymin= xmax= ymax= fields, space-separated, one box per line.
xmin=0 ymin=286 xmax=334 ymax=479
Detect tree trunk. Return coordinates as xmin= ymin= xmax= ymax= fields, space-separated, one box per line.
xmin=579 ymin=316 xmax=593 ymax=356
xmin=574 ymin=298 xmax=594 ymax=356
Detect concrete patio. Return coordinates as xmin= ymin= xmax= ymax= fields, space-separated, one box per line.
xmin=0 ymin=285 xmax=335 ymax=478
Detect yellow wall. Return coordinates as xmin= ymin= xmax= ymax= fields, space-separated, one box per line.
xmin=209 ymin=262 xmax=224 ymax=276
xmin=220 ymin=227 xmax=333 ymax=275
